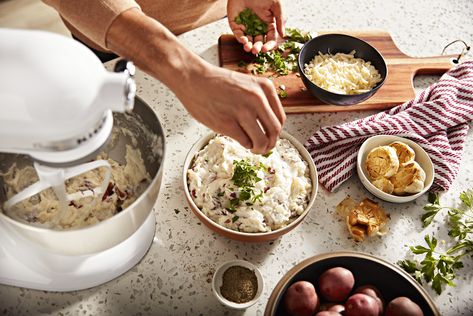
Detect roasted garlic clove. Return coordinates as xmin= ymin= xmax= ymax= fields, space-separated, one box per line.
xmin=389 ymin=141 xmax=416 ymax=164
xmin=345 ymin=198 xmax=389 ymax=241
xmin=365 ymin=146 xmax=399 ymax=180
xmin=371 ymin=177 xmax=394 ymax=194
xmin=391 ymin=161 xmax=426 ymax=195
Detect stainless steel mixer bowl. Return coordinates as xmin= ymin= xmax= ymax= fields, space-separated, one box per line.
xmin=0 ymin=97 xmax=165 ymax=256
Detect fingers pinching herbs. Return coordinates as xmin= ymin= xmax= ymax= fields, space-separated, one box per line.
xmin=251 ymin=85 xmax=282 ymax=152
xmin=238 ymin=110 xmax=269 ymax=154
xmin=259 ymin=78 xmax=286 ymax=126
xmin=223 ymin=122 xmax=253 ymax=150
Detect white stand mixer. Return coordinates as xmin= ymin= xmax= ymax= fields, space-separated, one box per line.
xmin=0 ymin=29 xmax=156 ymax=291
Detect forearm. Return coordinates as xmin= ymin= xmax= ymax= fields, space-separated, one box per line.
xmin=42 ymin=0 xmax=140 ymax=49
xmin=106 ymin=8 xmax=208 ymax=93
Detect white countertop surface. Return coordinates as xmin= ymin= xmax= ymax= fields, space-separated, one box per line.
xmin=1 ymin=0 xmax=472 ymax=315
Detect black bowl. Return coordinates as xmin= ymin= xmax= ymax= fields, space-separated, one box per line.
xmin=298 ymin=34 xmax=388 ymax=105
xmin=264 ymin=252 xmax=439 ymax=316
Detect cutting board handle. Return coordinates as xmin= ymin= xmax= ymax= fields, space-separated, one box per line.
xmin=398 ymin=55 xmax=462 ymax=75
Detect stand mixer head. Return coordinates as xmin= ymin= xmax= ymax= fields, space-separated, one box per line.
xmin=0 ymin=28 xmax=135 ymax=166
xmin=0 ymin=29 xmax=136 ymax=223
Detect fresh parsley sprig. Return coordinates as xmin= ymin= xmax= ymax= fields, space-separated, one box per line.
xmin=399 ymin=189 xmax=473 ymax=294
xmin=398 ymin=235 xmax=464 ymax=294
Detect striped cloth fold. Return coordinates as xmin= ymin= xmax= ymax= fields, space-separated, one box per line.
xmin=304 ymin=61 xmax=473 ymax=192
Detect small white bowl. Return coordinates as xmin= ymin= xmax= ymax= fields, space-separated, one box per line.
xmin=357 ymin=135 xmax=434 ymax=203
xmin=212 ymin=260 xmax=264 ymax=309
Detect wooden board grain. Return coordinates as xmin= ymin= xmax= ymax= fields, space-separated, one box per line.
xmin=218 ymin=30 xmax=459 ymax=113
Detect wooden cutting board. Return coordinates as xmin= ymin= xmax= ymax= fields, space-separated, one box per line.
xmin=218 ymin=30 xmax=459 ymax=113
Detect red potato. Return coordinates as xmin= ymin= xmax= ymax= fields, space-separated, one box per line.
xmin=354 ymin=285 xmax=383 ymax=299
xmin=385 ymin=296 xmax=424 ymax=316
xmin=354 ymin=285 xmax=384 ymax=315
xmin=319 ymin=303 xmax=345 ymax=313
xmin=328 ymin=304 xmax=345 ymax=313
xmin=315 ymin=312 xmax=343 ymax=316
xmin=318 ymin=267 xmax=355 ymax=302
xmin=344 ymin=293 xmax=380 ymax=316
xmin=283 ymin=281 xmax=319 ymax=316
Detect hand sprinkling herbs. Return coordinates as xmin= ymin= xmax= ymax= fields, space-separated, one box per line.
xmin=398 ymin=189 xmax=473 ymax=294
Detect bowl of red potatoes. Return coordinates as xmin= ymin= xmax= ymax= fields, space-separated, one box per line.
xmin=264 ymin=252 xmax=439 ymax=316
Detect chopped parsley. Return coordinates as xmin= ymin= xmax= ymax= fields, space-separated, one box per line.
xmin=232 ymin=215 xmax=240 ymax=223
xmin=241 ymin=27 xmax=312 ymax=76
xmin=235 ymin=8 xmax=268 ymax=37
xmin=232 ymin=159 xmax=263 ymax=187
xmin=226 ymin=159 xmax=266 ymax=210
xmin=237 ymin=60 xmax=248 ymax=67
xmin=262 ymin=150 xmax=273 ymax=158
xmin=285 ymin=27 xmax=312 ymax=43
xmin=278 ymin=90 xmax=288 ymax=98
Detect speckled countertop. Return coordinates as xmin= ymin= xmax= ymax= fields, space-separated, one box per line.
xmin=1 ymin=0 xmax=472 ymax=315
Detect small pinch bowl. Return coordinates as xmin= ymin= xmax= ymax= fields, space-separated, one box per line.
xmin=182 ymin=131 xmax=318 ymax=242
xmin=264 ymin=251 xmax=440 ymax=316
xmin=357 ymin=135 xmax=434 ymax=203
xmin=298 ymin=33 xmax=388 ymax=105
xmin=212 ymin=259 xmax=264 ymax=309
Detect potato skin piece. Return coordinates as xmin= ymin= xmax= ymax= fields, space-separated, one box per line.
xmin=283 ymin=281 xmax=319 ymax=316
xmin=385 ymin=297 xmax=424 ymax=316
xmin=318 ymin=267 xmax=355 ymax=302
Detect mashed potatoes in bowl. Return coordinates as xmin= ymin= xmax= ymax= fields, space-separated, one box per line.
xmin=183 ymin=132 xmax=318 ymax=242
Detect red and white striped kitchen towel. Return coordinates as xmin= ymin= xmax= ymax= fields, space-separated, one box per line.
xmin=304 ymin=61 xmax=473 ymax=192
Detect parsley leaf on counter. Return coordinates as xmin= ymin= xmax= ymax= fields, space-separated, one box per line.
xmin=235 ymin=8 xmax=268 ymax=37
xmin=399 ymin=189 xmax=473 ymax=294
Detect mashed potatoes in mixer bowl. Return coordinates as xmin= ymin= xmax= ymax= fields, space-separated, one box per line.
xmin=187 ymin=135 xmax=312 ymax=233
xmin=1 ymin=145 xmax=150 ymax=230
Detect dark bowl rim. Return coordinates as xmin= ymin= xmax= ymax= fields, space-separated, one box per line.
xmin=263 ymin=251 xmax=440 ymax=316
xmin=297 ymin=33 xmax=388 ymax=97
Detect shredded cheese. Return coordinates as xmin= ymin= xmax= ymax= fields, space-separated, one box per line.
xmin=304 ymin=50 xmax=382 ymax=95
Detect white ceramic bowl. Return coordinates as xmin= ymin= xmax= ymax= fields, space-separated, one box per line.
xmin=212 ymin=259 xmax=264 ymax=310
xmin=357 ymin=135 xmax=434 ymax=203
xmin=183 ymin=131 xmax=318 ymax=242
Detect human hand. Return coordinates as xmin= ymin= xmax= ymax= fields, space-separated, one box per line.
xmin=106 ymin=8 xmax=285 ymax=153
xmin=174 ymin=63 xmax=285 ymax=154
xmin=227 ymin=0 xmax=285 ymax=55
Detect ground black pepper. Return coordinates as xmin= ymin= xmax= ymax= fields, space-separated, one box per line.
xmin=220 ymin=265 xmax=258 ymax=303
